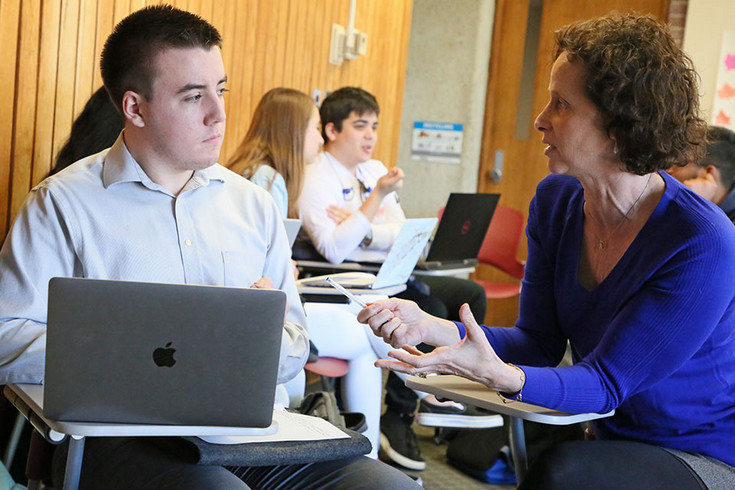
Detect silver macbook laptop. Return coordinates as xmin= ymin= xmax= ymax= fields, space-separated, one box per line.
xmin=298 ymin=218 xmax=438 ymax=289
xmin=44 ymin=277 xmax=286 ymax=427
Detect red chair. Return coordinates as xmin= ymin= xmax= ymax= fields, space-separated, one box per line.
xmin=473 ymin=205 xmax=526 ymax=299
xmin=304 ymin=357 xmax=349 ymax=391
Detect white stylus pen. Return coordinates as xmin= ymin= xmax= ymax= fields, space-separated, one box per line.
xmin=325 ymin=277 xmax=367 ymax=308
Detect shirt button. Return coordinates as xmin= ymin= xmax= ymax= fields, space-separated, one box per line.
xmin=184 ymin=239 xmax=192 ymax=246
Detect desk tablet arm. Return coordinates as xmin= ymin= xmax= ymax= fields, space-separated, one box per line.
xmin=3 ymin=386 xmax=66 ymax=444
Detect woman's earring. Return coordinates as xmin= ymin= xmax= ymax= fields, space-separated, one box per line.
xmin=613 ymin=141 xmax=619 ymax=155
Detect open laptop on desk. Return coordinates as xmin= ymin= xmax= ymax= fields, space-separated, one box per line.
xmin=414 ymin=193 xmax=500 ymax=270
xmin=298 ymin=217 xmax=437 ymax=289
xmin=44 ymin=277 xmax=285 ymax=428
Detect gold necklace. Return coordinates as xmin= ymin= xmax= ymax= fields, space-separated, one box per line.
xmin=593 ymin=173 xmax=653 ymax=250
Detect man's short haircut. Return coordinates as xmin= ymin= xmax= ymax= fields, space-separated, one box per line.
xmin=319 ymin=87 xmax=379 ymax=140
xmin=702 ymin=126 xmax=735 ymax=190
xmin=100 ymin=5 xmax=222 ymax=113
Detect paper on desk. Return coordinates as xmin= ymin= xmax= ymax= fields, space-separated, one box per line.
xmin=198 ymin=409 xmax=350 ymax=445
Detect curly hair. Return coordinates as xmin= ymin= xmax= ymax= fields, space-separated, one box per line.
xmin=554 ymin=12 xmax=707 ymax=174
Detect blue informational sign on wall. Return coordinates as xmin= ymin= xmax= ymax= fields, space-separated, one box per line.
xmin=411 ymin=121 xmax=463 ymax=164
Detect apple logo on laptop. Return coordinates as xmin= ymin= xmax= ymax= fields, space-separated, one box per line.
xmin=461 ymin=219 xmax=471 ymax=235
xmin=152 ymin=342 xmax=176 ymax=367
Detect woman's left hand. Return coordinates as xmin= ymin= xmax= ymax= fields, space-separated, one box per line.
xmin=375 ymin=303 xmax=523 ymax=393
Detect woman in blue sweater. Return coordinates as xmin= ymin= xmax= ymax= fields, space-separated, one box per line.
xmin=359 ymin=13 xmax=735 ymax=489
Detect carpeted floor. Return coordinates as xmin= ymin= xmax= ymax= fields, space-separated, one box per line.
xmin=379 ymin=423 xmax=515 ymax=489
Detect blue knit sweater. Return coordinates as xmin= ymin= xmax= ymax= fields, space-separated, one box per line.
xmin=457 ymin=171 xmax=735 ymax=466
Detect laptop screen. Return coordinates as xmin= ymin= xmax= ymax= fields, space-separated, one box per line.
xmin=425 ymin=193 xmax=500 ymax=263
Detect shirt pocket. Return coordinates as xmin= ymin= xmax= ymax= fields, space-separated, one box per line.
xmin=222 ymin=250 xmax=265 ymax=287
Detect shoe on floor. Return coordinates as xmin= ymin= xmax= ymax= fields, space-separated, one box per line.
xmin=416 ymin=400 xmax=504 ymax=429
xmin=379 ymin=410 xmax=426 ymax=471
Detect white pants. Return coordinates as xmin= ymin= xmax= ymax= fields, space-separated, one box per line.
xmin=304 ymin=295 xmax=425 ymax=458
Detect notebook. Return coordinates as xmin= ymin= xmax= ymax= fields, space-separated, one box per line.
xmin=415 ymin=193 xmax=500 ymax=270
xmin=283 ymin=219 xmax=301 ymax=248
xmin=298 ymin=217 xmax=438 ymax=289
xmin=44 ymin=277 xmax=286 ymax=428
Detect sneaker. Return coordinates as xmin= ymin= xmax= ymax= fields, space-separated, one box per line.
xmin=379 ymin=410 xmax=426 ymax=471
xmin=416 ymin=400 xmax=504 ymax=429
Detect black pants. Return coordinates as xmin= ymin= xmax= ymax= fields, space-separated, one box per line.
xmin=519 ymin=440 xmax=707 ymax=490
xmin=386 ymin=276 xmax=487 ymax=417
xmin=53 ymin=437 xmax=419 ymax=489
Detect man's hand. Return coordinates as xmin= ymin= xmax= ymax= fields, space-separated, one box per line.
xmin=250 ymin=277 xmax=273 ymax=289
xmin=327 ymin=205 xmax=353 ymax=224
xmin=374 ymin=167 xmax=404 ymax=198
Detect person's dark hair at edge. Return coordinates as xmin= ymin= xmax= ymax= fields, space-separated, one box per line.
xmin=555 ymin=12 xmax=707 ymax=175
xmin=100 ymin=5 xmax=222 ymax=113
xmin=51 ymin=87 xmax=124 ymax=176
xmin=703 ymin=125 xmax=735 ymax=190
xmin=319 ymin=86 xmax=379 ymax=140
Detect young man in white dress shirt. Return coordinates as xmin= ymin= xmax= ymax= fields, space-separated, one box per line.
xmin=299 ymin=87 xmax=495 ymax=471
xmin=0 ymin=7 xmax=418 ymax=489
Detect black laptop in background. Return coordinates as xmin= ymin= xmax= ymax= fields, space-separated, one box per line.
xmin=414 ymin=193 xmax=500 ymax=270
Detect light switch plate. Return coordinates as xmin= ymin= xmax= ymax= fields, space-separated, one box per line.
xmin=355 ymin=32 xmax=368 ymax=56
xmin=329 ymin=24 xmax=345 ymax=66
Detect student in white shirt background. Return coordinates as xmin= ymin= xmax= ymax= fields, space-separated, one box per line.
xmin=299 ymin=87 xmax=496 ymax=471
xmin=228 ymin=87 xmax=394 ymax=458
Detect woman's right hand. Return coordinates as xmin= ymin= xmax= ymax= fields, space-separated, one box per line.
xmin=357 ymin=297 xmax=458 ymax=348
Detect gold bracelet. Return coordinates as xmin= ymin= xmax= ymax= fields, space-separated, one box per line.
xmin=498 ymin=363 xmax=526 ymax=404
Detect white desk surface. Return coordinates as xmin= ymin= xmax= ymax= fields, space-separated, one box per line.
xmin=297 ymin=283 xmax=406 ymax=297
xmin=295 ymin=260 xmax=475 ymax=277
xmin=407 ymin=375 xmax=614 ymax=425
xmin=7 ymin=384 xmax=278 ymax=439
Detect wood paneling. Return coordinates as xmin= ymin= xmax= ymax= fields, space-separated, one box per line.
xmin=0 ymin=0 xmax=414 ymax=238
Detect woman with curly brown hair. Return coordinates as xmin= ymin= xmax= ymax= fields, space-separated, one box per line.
xmin=359 ymin=12 xmax=735 ymax=489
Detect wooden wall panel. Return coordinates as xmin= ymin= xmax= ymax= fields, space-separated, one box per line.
xmin=0 ymin=0 xmax=414 ymax=238
xmin=11 ymin=1 xmax=41 ymax=222
xmin=0 ymin=1 xmax=21 ymax=234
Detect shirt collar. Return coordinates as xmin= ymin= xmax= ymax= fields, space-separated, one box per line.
xmin=102 ymin=132 xmax=226 ymax=194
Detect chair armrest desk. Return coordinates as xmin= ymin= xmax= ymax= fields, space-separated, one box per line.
xmin=406 ymin=375 xmax=614 ymax=483
xmin=4 ymin=384 xmax=280 ymax=490
xmin=295 ymin=260 xmax=475 ymax=277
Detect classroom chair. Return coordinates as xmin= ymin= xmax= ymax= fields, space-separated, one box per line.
xmin=473 ymin=205 xmax=526 ymax=299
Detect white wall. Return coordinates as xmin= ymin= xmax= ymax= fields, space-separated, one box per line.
xmin=396 ymin=0 xmax=495 ymax=218
xmin=683 ymin=0 xmax=735 ymax=121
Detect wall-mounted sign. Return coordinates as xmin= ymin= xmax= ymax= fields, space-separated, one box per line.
xmin=411 ymin=121 xmax=463 ymax=164
xmin=712 ymin=30 xmax=735 ymax=131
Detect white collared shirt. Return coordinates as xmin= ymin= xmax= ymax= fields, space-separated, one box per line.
xmin=0 ymin=134 xmax=308 ymax=386
xmin=298 ymin=151 xmax=405 ymax=263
